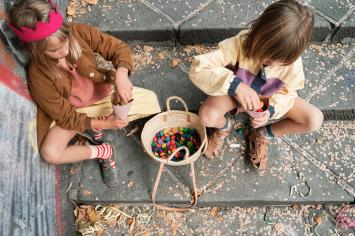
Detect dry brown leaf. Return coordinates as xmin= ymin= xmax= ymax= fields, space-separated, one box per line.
xmin=95 ymin=230 xmax=105 ymax=236
xmin=84 ymin=0 xmax=98 ymax=4
xmin=87 ymin=207 xmax=102 ymax=225
xmin=291 ymin=205 xmax=301 ymax=211
xmin=157 ymin=52 xmax=166 ymax=60
xmin=314 ymin=215 xmax=323 ymax=225
xmin=170 ymin=222 xmax=179 ymax=235
xmin=70 ymin=167 xmax=80 ymax=175
xmin=171 ymin=59 xmax=181 ymax=68
xmin=183 ymin=48 xmax=192 ymax=53
xmin=274 ymin=223 xmax=282 ymax=235
xmin=209 ymin=207 xmax=220 ymax=217
xmin=75 ymin=208 xmax=87 ymax=225
xmin=127 ymin=180 xmax=134 ymax=189
xmin=126 ymin=218 xmax=134 ymax=226
xmin=129 ymin=217 xmax=136 ymax=233
xmin=67 ymin=5 xmax=76 ymax=16
xmin=82 ymin=189 xmax=92 ymax=197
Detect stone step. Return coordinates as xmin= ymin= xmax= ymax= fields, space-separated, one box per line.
xmin=67 ymin=43 xmax=354 ymax=206
xmin=66 ymin=0 xmax=354 ymax=44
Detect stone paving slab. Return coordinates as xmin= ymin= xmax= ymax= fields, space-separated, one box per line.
xmin=178 ymin=0 xmax=331 ymax=44
xmin=303 ymin=0 xmax=354 ymax=23
xmin=333 ymin=12 xmax=355 ymax=42
xmin=288 ymin=121 xmax=355 ymax=188
xmin=71 ymin=0 xmax=174 ymax=42
xmin=69 ymin=0 xmax=354 ymax=43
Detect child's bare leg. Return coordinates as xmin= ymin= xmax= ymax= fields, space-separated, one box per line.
xmin=199 ymin=95 xmax=238 ymax=157
xmin=269 ymin=98 xmax=324 ymax=137
xmin=199 ymin=95 xmax=237 ymax=128
xmin=40 ymin=125 xmax=91 ymax=164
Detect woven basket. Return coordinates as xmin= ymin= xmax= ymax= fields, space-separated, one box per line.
xmin=141 ymin=96 xmax=207 ymax=211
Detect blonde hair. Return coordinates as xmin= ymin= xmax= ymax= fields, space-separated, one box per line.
xmin=242 ymin=0 xmax=314 ymax=65
xmin=9 ymin=0 xmax=82 ymax=78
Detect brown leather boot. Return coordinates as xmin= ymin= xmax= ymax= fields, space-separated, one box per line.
xmin=204 ymin=127 xmax=232 ymax=158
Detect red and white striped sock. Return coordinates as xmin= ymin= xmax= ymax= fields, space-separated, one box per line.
xmin=92 ymin=128 xmax=103 ymax=141
xmin=88 ymin=143 xmax=113 ymax=159
xmin=109 ymin=159 xmax=117 ymax=169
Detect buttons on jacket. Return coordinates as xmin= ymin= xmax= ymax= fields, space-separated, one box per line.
xmin=89 ymin=72 xmax=95 ymax=77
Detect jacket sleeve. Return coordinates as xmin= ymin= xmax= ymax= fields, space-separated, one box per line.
xmin=189 ymin=49 xmax=237 ymax=96
xmin=28 ymin=68 xmax=91 ymax=131
xmin=268 ymin=58 xmax=305 ymax=120
xmin=72 ymin=23 xmax=133 ymax=73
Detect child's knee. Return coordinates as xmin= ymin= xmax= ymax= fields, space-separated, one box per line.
xmin=40 ymin=146 xmax=61 ymax=165
xmin=199 ymin=105 xmax=222 ymax=127
xmin=305 ymin=108 xmax=323 ymax=132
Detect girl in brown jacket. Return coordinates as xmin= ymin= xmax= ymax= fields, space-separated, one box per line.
xmin=8 ymin=0 xmax=161 ymax=186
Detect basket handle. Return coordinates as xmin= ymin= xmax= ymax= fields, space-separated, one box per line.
xmin=201 ymin=132 xmax=208 ymax=154
xmin=166 ymin=96 xmax=189 ymax=112
xmin=165 ymin=146 xmax=190 ymax=164
xmin=151 ymin=162 xmax=197 ymax=211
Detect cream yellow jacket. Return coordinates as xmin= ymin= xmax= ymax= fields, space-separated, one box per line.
xmin=189 ymin=31 xmax=305 ymax=120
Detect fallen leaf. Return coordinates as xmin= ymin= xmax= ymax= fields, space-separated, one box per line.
xmin=291 ymin=205 xmax=301 ymax=211
xmin=129 ymin=217 xmax=136 ymax=233
xmin=157 ymin=52 xmax=166 ymax=60
xmin=274 ymin=223 xmax=283 ymax=235
xmin=209 ymin=207 xmax=220 ymax=217
xmin=82 ymin=189 xmax=92 ymax=197
xmin=314 ymin=215 xmax=323 ymax=225
xmin=75 ymin=208 xmax=87 ymax=225
xmin=171 ymin=59 xmax=181 ymax=68
xmin=95 ymin=230 xmax=105 ymax=236
xmin=84 ymin=0 xmax=98 ymax=4
xmin=127 ymin=180 xmax=134 ymax=189
xmin=87 ymin=207 xmax=102 ymax=225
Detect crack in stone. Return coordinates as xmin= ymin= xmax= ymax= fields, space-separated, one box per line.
xmin=175 ymin=0 xmax=216 ymax=27
xmin=282 ymin=136 xmax=355 ymax=198
xmin=140 ymin=0 xmax=177 ymax=24
xmin=324 ymin=6 xmax=355 ymax=42
xmin=197 ymin=153 xmax=241 ymax=197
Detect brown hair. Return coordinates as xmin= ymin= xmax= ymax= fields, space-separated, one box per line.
xmin=242 ymin=0 xmax=314 ymax=65
xmin=8 ymin=0 xmax=81 ymax=78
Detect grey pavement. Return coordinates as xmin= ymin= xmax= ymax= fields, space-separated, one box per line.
xmin=70 ymin=0 xmax=354 ymax=43
xmin=68 ymin=43 xmax=355 ymax=207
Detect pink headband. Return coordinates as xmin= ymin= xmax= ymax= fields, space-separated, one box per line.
xmin=8 ymin=0 xmax=64 ymax=42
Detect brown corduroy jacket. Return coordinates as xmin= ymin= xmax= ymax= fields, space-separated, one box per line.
xmin=28 ymin=23 xmax=133 ymax=150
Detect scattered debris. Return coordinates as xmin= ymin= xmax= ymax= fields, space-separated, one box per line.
xmin=127 ymin=180 xmax=134 ymax=189
xmin=84 ymin=0 xmax=98 ymax=4
xmin=336 ymin=205 xmax=355 ymax=229
xmin=82 ymin=189 xmax=92 ymax=197
xmin=229 ymin=143 xmax=241 ymax=148
xmin=289 ymin=172 xmax=311 ymax=198
xmin=171 ymin=58 xmax=181 ymax=68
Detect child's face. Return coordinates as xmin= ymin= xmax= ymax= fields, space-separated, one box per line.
xmin=44 ymin=36 xmax=69 ymax=60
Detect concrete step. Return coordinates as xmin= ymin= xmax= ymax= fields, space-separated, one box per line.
xmin=66 ymin=0 xmax=354 ymax=44
xmin=67 ymin=43 xmax=354 ymax=207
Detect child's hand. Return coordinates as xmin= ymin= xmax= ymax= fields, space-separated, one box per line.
xmin=234 ymin=83 xmax=260 ymax=111
xmin=115 ymin=67 xmax=133 ymax=104
xmin=91 ymin=114 xmax=128 ymax=129
xmin=106 ymin=117 xmax=129 ymax=129
xmin=250 ymin=110 xmax=270 ymax=128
